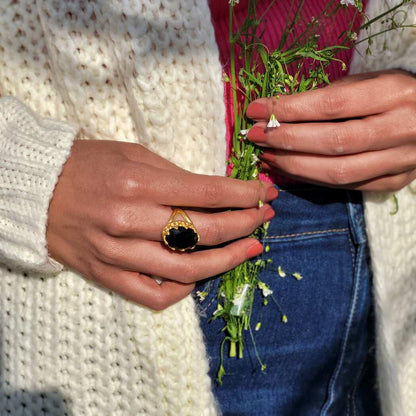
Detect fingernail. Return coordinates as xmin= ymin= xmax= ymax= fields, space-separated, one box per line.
xmin=247 ymin=242 xmax=263 ymax=258
xmin=247 ymin=125 xmax=267 ymax=142
xmin=264 ymin=207 xmax=275 ymax=222
xmin=265 ymin=186 xmax=278 ymax=201
xmin=247 ymin=100 xmax=268 ymax=119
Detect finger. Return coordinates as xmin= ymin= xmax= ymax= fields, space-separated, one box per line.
xmin=123 ymin=142 xmax=185 ymax=173
xmin=350 ymin=170 xmax=416 ymax=192
xmin=104 ymin=201 xmax=275 ymax=244
xmin=260 ymin=144 xmax=416 ymax=187
xmin=330 ymin=69 xmax=408 ymax=86
xmin=247 ymin=109 xmax=416 ymax=155
xmin=96 ymin=238 xmax=264 ymax=284
xmin=91 ymin=264 xmax=195 ymax=310
xmin=261 ymin=160 xmax=416 ymax=191
xmin=246 ymin=72 xmax=415 ymax=122
xmin=128 ymin=164 xmax=278 ymax=208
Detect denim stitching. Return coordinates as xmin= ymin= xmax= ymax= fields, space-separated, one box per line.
xmin=264 ymin=228 xmax=349 ymax=240
xmin=321 ymin=205 xmax=363 ymax=416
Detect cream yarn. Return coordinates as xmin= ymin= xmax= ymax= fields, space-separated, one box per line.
xmin=0 ymin=0 xmax=415 ymax=415
xmin=350 ymin=1 xmax=416 ymax=415
xmin=0 ymin=0 xmax=224 ymax=414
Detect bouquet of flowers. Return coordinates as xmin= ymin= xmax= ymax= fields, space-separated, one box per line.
xmin=203 ymin=0 xmax=415 ymax=383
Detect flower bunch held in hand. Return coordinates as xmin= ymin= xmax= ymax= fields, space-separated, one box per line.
xmin=211 ymin=0 xmax=415 ymax=384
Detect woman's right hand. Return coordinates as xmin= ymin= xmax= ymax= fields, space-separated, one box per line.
xmin=46 ymin=139 xmax=277 ymax=310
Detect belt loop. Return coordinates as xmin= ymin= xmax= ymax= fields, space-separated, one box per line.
xmin=346 ymin=191 xmax=367 ymax=245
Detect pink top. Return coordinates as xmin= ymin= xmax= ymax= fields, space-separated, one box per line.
xmin=209 ymin=0 xmax=367 ymax=183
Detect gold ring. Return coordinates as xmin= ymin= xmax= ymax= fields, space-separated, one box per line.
xmin=162 ymin=208 xmax=200 ymax=251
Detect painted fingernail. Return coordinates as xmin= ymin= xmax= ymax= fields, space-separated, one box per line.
xmin=261 ymin=151 xmax=275 ymax=163
xmin=264 ymin=208 xmax=275 ymax=222
xmin=265 ymin=186 xmax=278 ymax=201
xmin=247 ymin=125 xmax=267 ymax=142
xmin=247 ymin=100 xmax=268 ymax=119
xmin=247 ymin=242 xmax=263 ymax=258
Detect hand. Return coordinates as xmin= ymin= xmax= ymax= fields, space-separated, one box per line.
xmin=246 ymin=70 xmax=416 ymax=191
xmin=47 ymin=139 xmax=277 ymax=310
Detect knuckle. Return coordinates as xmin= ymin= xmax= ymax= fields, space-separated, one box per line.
xmin=104 ymin=204 xmax=132 ymax=236
xmin=240 ymin=209 xmax=260 ymax=234
xmin=329 ymin=127 xmax=350 ymax=154
xmin=94 ymin=236 xmax=120 ymax=263
xmin=328 ymin=161 xmax=352 ymax=185
xmin=319 ymin=93 xmax=346 ymax=119
xmin=200 ymin=180 xmax=222 ymax=207
xmin=203 ymin=220 xmax=226 ymax=245
xmin=278 ymin=126 xmax=296 ymax=151
xmin=223 ymin=249 xmax=240 ymax=271
xmin=113 ymin=163 xmax=142 ymax=199
xmin=401 ymin=81 xmax=416 ymax=103
xmin=83 ymin=259 xmax=103 ymax=282
xmin=246 ymin=180 xmax=262 ymax=203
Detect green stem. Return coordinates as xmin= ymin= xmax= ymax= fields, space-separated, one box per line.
xmin=230 ymin=340 xmax=237 ymax=358
xmin=229 ymin=4 xmax=240 ymax=150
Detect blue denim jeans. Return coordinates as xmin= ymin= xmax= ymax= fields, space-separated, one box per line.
xmin=196 ymin=186 xmax=380 ymax=416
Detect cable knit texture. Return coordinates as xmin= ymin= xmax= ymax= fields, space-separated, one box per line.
xmin=0 ymin=0 xmax=224 ymax=414
xmin=0 ymin=1 xmax=415 ymax=415
xmin=350 ymin=2 xmax=416 ymax=415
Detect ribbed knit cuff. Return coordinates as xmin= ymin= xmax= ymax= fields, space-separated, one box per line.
xmin=0 ymin=96 xmax=79 ymax=274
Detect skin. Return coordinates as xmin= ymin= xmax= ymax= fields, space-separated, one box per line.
xmin=246 ymin=70 xmax=416 ymax=191
xmin=46 ymin=139 xmax=277 ymax=310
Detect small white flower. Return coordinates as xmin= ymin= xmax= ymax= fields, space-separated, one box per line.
xmin=229 ymin=0 xmax=239 ymax=5
xmin=340 ymin=0 xmax=355 ymax=6
xmin=267 ymin=114 xmax=280 ymax=128
xmin=258 ymin=281 xmax=273 ymax=297
xmin=196 ymin=291 xmax=207 ymax=301
xmin=251 ymin=153 xmax=259 ymax=164
xmin=292 ymin=272 xmax=304 ymax=281
xmin=240 ymin=129 xmax=249 ymax=136
xmin=278 ymin=266 xmax=286 ymax=278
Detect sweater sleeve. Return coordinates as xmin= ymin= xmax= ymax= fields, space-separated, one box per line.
xmin=0 ymin=96 xmax=79 ymax=274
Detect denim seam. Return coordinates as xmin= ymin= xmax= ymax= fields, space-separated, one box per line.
xmin=264 ymin=228 xmax=349 ymax=240
xmin=321 ymin=229 xmax=363 ymax=415
xmin=348 ymin=294 xmax=369 ymax=416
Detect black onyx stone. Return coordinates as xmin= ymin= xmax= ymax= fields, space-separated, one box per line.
xmin=166 ymin=226 xmax=198 ymax=250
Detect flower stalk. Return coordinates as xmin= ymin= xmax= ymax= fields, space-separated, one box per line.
xmin=209 ymin=0 xmax=415 ymax=384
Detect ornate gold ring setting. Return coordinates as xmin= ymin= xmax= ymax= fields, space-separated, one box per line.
xmin=162 ymin=208 xmax=200 ymax=251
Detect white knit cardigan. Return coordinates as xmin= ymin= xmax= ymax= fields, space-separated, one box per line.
xmin=0 ymin=1 xmax=415 ymax=415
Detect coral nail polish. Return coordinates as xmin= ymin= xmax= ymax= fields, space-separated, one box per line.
xmin=264 ymin=208 xmax=275 ymax=221
xmin=247 ymin=100 xmax=268 ymax=119
xmin=247 ymin=125 xmax=267 ymax=142
xmin=247 ymin=242 xmax=263 ymax=258
xmin=266 ymin=186 xmax=278 ymax=201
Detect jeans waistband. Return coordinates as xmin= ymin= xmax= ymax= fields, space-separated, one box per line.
xmin=268 ymin=185 xmax=366 ymax=245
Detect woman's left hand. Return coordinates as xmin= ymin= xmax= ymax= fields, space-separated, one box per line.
xmin=246 ymin=70 xmax=416 ymax=191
